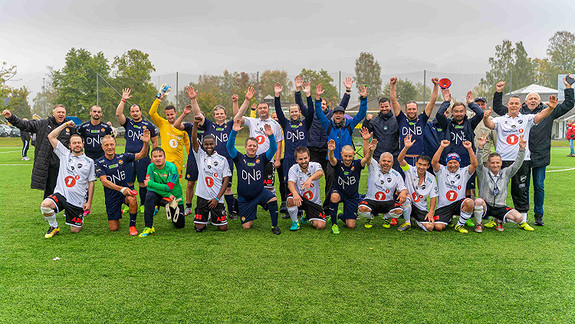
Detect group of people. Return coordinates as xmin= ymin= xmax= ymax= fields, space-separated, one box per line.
xmin=3 ymin=74 xmax=573 ymax=238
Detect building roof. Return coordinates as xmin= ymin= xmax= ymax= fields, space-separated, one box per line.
xmin=509 ymin=84 xmax=558 ymax=95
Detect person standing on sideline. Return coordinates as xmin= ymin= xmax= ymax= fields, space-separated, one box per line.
xmin=20 ymin=118 xmax=31 ymax=161
xmin=567 ymin=120 xmax=575 ymax=157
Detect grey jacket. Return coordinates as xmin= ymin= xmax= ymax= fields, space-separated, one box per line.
xmin=476 ymin=147 xmax=525 ymax=207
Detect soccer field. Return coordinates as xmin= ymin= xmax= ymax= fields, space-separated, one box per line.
xmin=1 ymin=139 xmax=574 ymax=323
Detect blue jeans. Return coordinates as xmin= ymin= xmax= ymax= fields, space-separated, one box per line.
xmin=569 ymin=139 xmax=574 ymax=155
xmin=531 ymin=166 xmax=546 ymax=216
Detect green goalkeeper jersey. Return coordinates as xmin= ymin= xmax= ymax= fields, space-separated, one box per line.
xmin=146 ymin=161 xmax=183 ymax=200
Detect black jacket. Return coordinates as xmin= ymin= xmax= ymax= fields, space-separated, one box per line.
xmin=7 ymin=114 xmax=77 ymax=190
xmin=492 ymin=88 xmax=574 ymax=168
xmin=363 ymin=111 xmax=399 ymax=158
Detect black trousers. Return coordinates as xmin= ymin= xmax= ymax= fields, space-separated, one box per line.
xmin=44 ymin=165 xmax=59 ymax=198
xmin=276 ymin=158 xmax=287 ymax=203
xmin=144 ymin=191 xmax=185 ymax=228
xmin=502 ymin=160 xmax=531 ymax=213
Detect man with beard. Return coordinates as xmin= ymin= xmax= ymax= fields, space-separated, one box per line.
xmin=40 ymin=121 xmax=96 ymax=238
xmin=491 ymin=77 xmax=574 ymax=225
xmin=77 ymin=105 xmax=113 ymax=161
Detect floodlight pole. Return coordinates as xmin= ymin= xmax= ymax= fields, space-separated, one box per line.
xmin=423 ymin=70 xmax=427 ymax=105
xmin=96 ymin=73 xmax=100 ymax=107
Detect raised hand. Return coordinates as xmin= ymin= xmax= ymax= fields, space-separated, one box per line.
xmin=183 ymin=104 xmax=192 ymax=115
xmin=122 ymin=88 xmax=132 ymax=101
xmin=484 ymin=107 xmax=492 ymax=118
xmin=462 ymin=140 xmax=472 ymax=150
xmin=404 ymin=134 xmax=415 ymax=148
xmin=245 ymin=87 xmax=256 ymax=101
xmin=360 ymin=127 xmax=372 ymax=140
xmin=390 ymin=77 xmax=397 ymax=85
xmin=264 ymin=123 xmax=273 ymax=136
xmin=294 ymin=75 xmax=303 ymax=90
xmin=548 ymin=95 xmax=558 ymax=109
xmin=231 ymin=94 xmax=239 ymax=103
xmin=431 ymin=78 xmax=439 ymax=86
xmin=303 ymin=82 xmax=311 ymax=97
xmin=186 ymin=86 xmax=197 ymax=100
xmin=327 ymin=139 xmax=336 ymax=152
xmin=518 ymin=135 xmax=526 ymax=150
xmin=369 ymin=139 xmax=378 ymax=152
xmin=2 ymin=110 xmax=11 ymax=118
xmin=274 ymin=82 xmax=283 ymax=97
xmin=141 ymin=129 xmax=151 ymax=142
xmin=194 ymin=115 xmax=203 ymax=124
xmin=344 ymin=77 xmax=353 ymax=91
xmin=477 ymin=132 xmax=487 ymax=148
xmin=496 ymin=81 xmax=505 ymax=92
xmin=441 ymin=88 xmax=451 ymax=102
xmin=564 ymin=75 xmax=573 ymax=89
xmin=366 ymin=113 xmax=373 ymax=121
xmin=466 ymin=91 xmax=474 ymax=104
xmin=358 ymin=84 xmax=367 ymax=98
xmin=316 ymin=83 xmax=325 ymax=99
xmin=440 ymin=140 xmax=450 ymax=148
xmin=232 ymin=119 xmax=243 ymax=132
xmin=66 ymin=120 xmax=75 ymax=128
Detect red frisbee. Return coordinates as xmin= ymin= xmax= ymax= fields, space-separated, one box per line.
xmin=439 ymin=78 xmax=452 ymax=89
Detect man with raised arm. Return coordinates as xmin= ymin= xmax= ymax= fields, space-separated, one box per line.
xmin=233 ymin=87 xmax=283 ymax=195
xmin=397 ymin=135 xmax=438 ymax=232
xmin=327 ymin=128 xmax=376 ymax=234
xmin=491 ymin=78 xmax=573 ymax=225
xmin=431 ymin=140 xmax=478 ymax=233
xmin=286 ymin=147 xmax=325 ymax=231
xmin=95 ymin=130 xmax=151 ymax=235
xmin=116 ymin=88 xmax=159 ymax=213
xmin=227 ymin=120 xmax=281 ymax=235
xmin=189 ymin=115 xmax=231 ymax=233
xmin=39 ymin=121 xmax=96 ymax=238
xmin=390 ymin=77 xmax=440 ymax=166
xmin=474 ymin=133 xmax=534 ymax=232
xmin=77 ymin=105 xmax=113 ymax=161
xmin=436 ymin=89 xmax=484 ymax=199
xmin=315 ymin=83 xmax=368 ymax=211
xmin=483 ymin=90 xmax=557 ymax=223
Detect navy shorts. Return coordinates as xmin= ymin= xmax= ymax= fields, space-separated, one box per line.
xmin=104 ymin=192 xmax=127 ymax=221
xmin=185 ymin=152 xmax=199 ymax=182
xmin=282 ymin=158 xmax=296 ymax=182
xmin=237 ymin=189 xmax=276 ymax=224
xmin=125 ymin=156 xmax=150 ymax=183
xmin=466 ymin=173 xmax=476 ymax=190
xmin=330 ymin=189 xmax=359 ymax=220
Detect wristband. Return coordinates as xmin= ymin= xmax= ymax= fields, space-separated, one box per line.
xmin=121 ymin=99 xmax=126 ymax=103
xmin=120 ymin=187 xmax=128 ymax=194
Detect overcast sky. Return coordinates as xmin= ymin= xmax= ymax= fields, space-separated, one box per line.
xmin=2 ymin=0 xmax=575 ymax=100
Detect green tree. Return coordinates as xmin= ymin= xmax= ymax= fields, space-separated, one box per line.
xmin=533 ymin=58 xmax=556 ymax=88
xmin=6 ymin=87 xmax=31 ymax=118
xmin=354 ymin=52 xmax=382 ymax=99
xmin=0 ymin=62 xmax=17 ymax=100
xmin=52 ymin=48 xmax=114 ymax=120
xmin=383 ymin=79 xmax=418 ymax=105
xmin=547 ymin=31 xmax=575 ymax=72
xmin=259 ymin=70 xmax=291 ymax=100
xmin=298 ymin=68 xmax=338 ymax=107
xmin=175 ymin=74 xmax=228 ymax=119
xmin=112 ymin=49 xmax=157 ymax=122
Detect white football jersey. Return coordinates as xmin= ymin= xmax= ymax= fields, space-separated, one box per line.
xmin=492 ymin=113 xmax=535 ymax=161
xmin=53 ymin=142 xmax=97 ymax=207
xmin=287 ymin=162 xmax=323 ymax=205
xmin=193 ymin=148 xmax=232 ymax=201
xmin=403 ymin=164 xmax=438 ymax=211
xmin=243 ymin=117 xmax=284 ymax=158
xmin=436 ymin=165 xmax=472 ymax=208
xmin=365 ymin=158 xmax=407 ymax=202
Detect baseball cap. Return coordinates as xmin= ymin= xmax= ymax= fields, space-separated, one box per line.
xmin=474 ymin=97 xmax=487 ymax=103
xmin=333 ymin=106 xmax=345 ymax=113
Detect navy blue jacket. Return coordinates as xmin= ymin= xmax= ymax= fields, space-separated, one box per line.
xmin=297 ymin=91 xmax=350 ymax=148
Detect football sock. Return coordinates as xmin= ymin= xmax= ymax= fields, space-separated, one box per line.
xmin=129 ymin=213 xmax=137 ymax=227
xmin=330 ymin=202 xmax=339 ymax=225
xmin=139 ymin=187 xmax=147 ymax=206
xmin=358 ymin=211 xmax=371 ymax=219
xmin=521 ymin=212 xmax=527 ymax=223
xmin=186 ymin=203 xmax=192 ymax=209
xmin=268 ymin=200 xmax=279 ymax=227
xmin=474 ymin=206 xmax=484 ymax=225
xmin=457 ymin=211 xmax=473 ymax=227
xmin=287 ymin=206 xmax=298 ymax=222
xmin=45 ymin=215 xmax=58 ymax=228
xmin=402 ymin=204 xmax=412 ymax=224
xmin=225 ymin=194 xmax=235 ymax=214
xmin=383 ymin=213 xmax=391 ymax=219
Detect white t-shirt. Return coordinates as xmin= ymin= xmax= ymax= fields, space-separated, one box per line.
xmin=402 ymin=164 xmax=438 ymax=212
xmin=53 ymin=142 xmax=97 ymax=207
xmin=436 ymin=165 xmax=472 ymax=208
xmin=492 ymin=113 xmax=536 ymax=161
xmin=243 ymin=117 xmax=284 ymax=158
xmin=193 ymin=147 xmax=232 ymax=201
xmin=287 ymin=162 xmax=323 ymax=205
xmin=365 ymin=158 xmax=407 ymax=202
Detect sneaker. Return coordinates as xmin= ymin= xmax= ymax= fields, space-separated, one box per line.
xmin=382 ymin=218 xmax=391 ymax=229
xmin=390 ymin=218 xmax=397 ymax=226
xmin=138 ymin=226 xmax=155 ymax=237
xmin=331 ymin=224 xmax=340 ymax=234
xmin=474 ymin=224 xmax=483 ymax=233
xmin=300 ymin=216 xmax=308 ymax=225
xmin=122 ymin=205 xmax=130 ymax=215
xmin=465 ymin=219 xmax=474 ymax=227
xmin=398 ymin=222 xmax=411 ymax=231
xmin=83 ymin=209 xmax=91 ymax=216
xmin=271 ymin=226 xmax=281 ymax=235
xmin=184 ymin=207 xmax=193 ymax=216
xmin=484 ymin=219 xmax=497 ymax=228
xmin=454 ymin=225 xmax=468 ymax=234
xmin=229 ymin=211 xmax=239 ymax=220
xmin=22 ymin=156 xmax=30 ymax=161
xmin=282 ymin=214 xmax=290 ymax=219
xmin=139 ymin=205 xmax=145 ymax=214
xmin=534 ymin=214 xmax=544 ymax=226
xmin=289 ymin=221 xmax=300 ymax=231
xmin=129 ymin=226 xmax=138 ymax=236
xmin=518 ymin=222 xmax=534 ymax=231
xmin=364 ymin=218 xmax=373 ymax=229
xmin=44 ymin=226 xmax=60 ymax=238
xmin=495 ymin=221 xmax=504 ymax=232
xmin=449 ymin=220 xmax=456 ymax=228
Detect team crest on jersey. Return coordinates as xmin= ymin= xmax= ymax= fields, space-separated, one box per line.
xmin=518 ymin=119 xmax=523 ymax=124
xmin=118 ymin=160 xmax=123 ymax=165
xmin=241 ymin=217 xmax=245 ymax=221
xmin=380 ymin=180 xmax=384 ymax=185
xmin=455 ymin=174 xmax=460 ymax=179
xmin=207 ymin=165 xmax=212 ymax=169
xmin=65 ymin=128 xmax=70 ymax=133
xmin=255 ymin=159 xmax=260 ymax=164
xmin=387 ymin=178 xmax=392 ymax=183
xmin=421 ymin=184 xmax=426 ymax=189
xmin=143 ymin=126 xmax=147 ymax=129
xmin=214 ymin=161 xmax=218 ymax=166
xmin=101 ymin=128 xmax=105 ymax=131
xmin=78 ymin=164 xmax=82 ymax=169
xmin=511 ymin=124 xmax=516 ymax=129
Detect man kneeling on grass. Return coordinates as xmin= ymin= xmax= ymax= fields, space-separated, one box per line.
xmin=139 ymin=147 xmax=185 ymax=237
xmin=286 ymin=147 xmax=325 ymax=231
xmin=473 ymin=133 xmax=534 ymax=232
xmin=95 ymin=130 xmax=150 ymax=235
xmin=190 ymin=116 xmax=231 ymax=233
xmin=41 ymin=121 xmax=96 ymax=238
